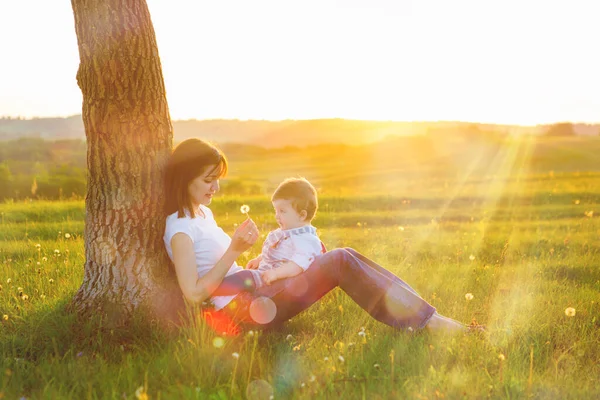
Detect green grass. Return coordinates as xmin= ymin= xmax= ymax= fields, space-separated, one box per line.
xmin=1 ymin=136 xmax=600 ymax=399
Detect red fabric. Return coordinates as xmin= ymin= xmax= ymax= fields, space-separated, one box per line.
xmin=201 ymin=309 xmax=241 ymax=336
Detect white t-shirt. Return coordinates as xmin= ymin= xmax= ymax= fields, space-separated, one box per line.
xmin=163 ymin=205 xmax=244 ymax=310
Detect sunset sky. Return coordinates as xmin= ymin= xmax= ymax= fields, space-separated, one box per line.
xmin=0 ymin=0 xmax=598 ymax=125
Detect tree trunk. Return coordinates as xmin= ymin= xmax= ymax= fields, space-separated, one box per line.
xmin=70 ymin=0 xmax=184 ymax=325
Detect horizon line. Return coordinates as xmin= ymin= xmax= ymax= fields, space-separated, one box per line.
xmin=1 ymin=113 xmax=599 ymax=128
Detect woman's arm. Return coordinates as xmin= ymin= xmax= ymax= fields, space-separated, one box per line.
xmin=171 ymin=218 xmax=259 ymax=303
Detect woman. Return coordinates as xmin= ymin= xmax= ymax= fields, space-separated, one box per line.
xmin=163 ymin=139 xmax=466 ymax=333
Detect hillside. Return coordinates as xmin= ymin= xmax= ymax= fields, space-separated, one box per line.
xmin=2 ymin=115 xmax=597 ymax=147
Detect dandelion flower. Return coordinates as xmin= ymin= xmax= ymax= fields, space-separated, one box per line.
xmin=565 ymin=307 xmax=576 ymax=317
xmin=498 ymin=353 xmax=505 ymax=361
xmin=2 ymin=315 xmax=8 ymax=321
xmin=240 ymin=205 xmax=250 ymax=215
xmin=35 ymin=243 xmax=41 ymax=249
xmin=293 ymin=345 xmax=301 ymax=351
xmin=465 ymin=293 xmax=474 ymax=301
xmin=6 ymin=278 xmax=11 ymax=284
xmin=40 ymin=294 xmax=46 ymax=299
xmin=373 ymin=363 xmax=380 ymax=369
xmin=469 ymin=254 xmax=475 ymax=261
xmin=49 ymin=278 xmax=55 ymax=284
xmin=65 ymin=233 xmax=71 ymax=239
xmin=338 ymin=355 xmax=345 ymax=363
xmin=232 ymin=352 xmax=240 ymax=359
xmin=584 ymin=210 xmax=594 ymax=218
xmin=286 ymin=334 xmax=293 ymax=341
xmin=358 ymin=331 xmax=366 ymax=337
xmin=21 ymin=294 xmax=29 ymax=301
xmin=135 ymin=386 xmax=149 ymax=400
xmin=54 ymin=249 xmax=60 ymax=254
xmin=212 ymin=337 xmax=225 ymax=348
xmin=42 ymin=257 xmax=48 ymax=262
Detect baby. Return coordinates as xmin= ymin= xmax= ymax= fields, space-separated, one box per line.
xmin=213 ymin=177 xmax=324 ymax=295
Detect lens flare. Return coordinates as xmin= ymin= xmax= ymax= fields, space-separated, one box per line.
xmin=249 ymin=297 xmax=277 ymax=324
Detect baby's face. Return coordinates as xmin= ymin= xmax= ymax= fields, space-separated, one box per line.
xmin=272 ymin=198 xmax=306 ymax=230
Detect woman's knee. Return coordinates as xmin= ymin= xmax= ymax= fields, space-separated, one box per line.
xmin=320 ymin=248 xmax=352 ymax=267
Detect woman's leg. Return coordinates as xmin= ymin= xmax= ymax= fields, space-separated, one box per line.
xmin=343 ymin=248 xmax=466 ymax=332
xmin=212 ymin=270 xmax=257 ymax=296
xmin=342 ymin=248 xmax=420 ymax=296
xmin=253 ymin=248 xmax=438 ymax=331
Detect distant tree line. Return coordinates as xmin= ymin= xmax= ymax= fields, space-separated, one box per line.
xmin=0 ymin=138 xmax=87 ymax=200
xmin=0 ymin=138 xmax=265 ymax=201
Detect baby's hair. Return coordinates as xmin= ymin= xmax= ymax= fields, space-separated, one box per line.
xmin=271 ymin=177 xmax=318 ymax=221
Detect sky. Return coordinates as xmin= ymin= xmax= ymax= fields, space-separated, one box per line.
xmin=0 ymin=0 xmax=598 ymax=125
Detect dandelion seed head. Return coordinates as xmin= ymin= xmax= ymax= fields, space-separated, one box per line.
xmin=465 ymin=293 xmax=474 ymax=301
xmin=469 ymin=254 xmax=475 ymax=261
xmin=65 ymin=233 xmax=71 ymax=239
xmin=498 ymin=353 xmax=505 ymax=361
xmin=212 ymin=337 xmax=225 ymax=348
xmin=240 ymin=205 xmax=250 ymax=214
xmin=338 ymin=355 xmax=345 ymax=363
xmin=232 ymin=352 xmax=240 ymax=359
xmin=565 ymin=307 xmax=576 ymax=317
xmin=35 ymin=244 xmax=41 ymax=249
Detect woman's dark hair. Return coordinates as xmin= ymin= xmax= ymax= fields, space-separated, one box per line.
xmin=164 ymin=139 xmax=228 ymax=218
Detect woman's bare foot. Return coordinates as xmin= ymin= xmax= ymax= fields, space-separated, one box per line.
xmin=425 ymin=312 xmax=467 ymax=333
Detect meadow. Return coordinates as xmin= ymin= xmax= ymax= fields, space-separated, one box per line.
xmin=1 ymin=135 xmax=599 ymax=399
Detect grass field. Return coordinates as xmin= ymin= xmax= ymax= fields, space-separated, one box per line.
xmin=1 ymin=136 xmax=599 ymax=399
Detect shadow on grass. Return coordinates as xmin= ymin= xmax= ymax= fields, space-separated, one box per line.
xmin=0 ymin=296 xmax=180 ymax=366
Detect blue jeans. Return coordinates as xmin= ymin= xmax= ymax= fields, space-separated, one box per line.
xmin=225 ymin=248 xmax=436 ymax=331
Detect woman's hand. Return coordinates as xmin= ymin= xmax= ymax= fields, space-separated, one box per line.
xmin=229 ymin=218 xmax=259 ymax=253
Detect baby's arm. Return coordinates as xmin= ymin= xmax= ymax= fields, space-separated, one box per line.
xmin=262 ymin=261 xmax=303 ymax=285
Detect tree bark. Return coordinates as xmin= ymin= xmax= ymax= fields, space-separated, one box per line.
xmin=70 ymin=0 xmax=184 ymax=325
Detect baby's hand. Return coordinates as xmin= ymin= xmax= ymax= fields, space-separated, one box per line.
xmin=261 ymin=269 xmax=278 ymax=285
xmin=246 ymin=255 xmax=262 ymax=270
